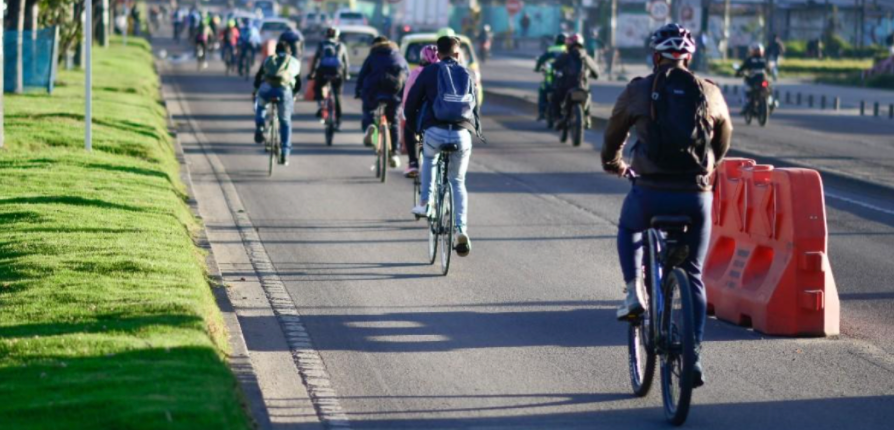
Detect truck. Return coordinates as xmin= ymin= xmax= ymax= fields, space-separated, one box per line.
xmin=396 ymin=0 xmax=451 ymax=33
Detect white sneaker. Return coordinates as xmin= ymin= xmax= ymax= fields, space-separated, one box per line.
xmin=390 ymin=155 xmax=401 ymax=169
xmin=411 ymin=204 xmax=430 ymax=218
xmin=616 ymin=278 xmax=645 ymax=320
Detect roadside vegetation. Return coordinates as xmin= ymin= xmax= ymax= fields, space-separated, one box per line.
xmin=709 ymin=57 xmax=874 ymax=78
xmin=0 ymin=38 xmax=251 ymax=429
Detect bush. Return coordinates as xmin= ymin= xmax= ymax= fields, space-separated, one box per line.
xmin=824 ymin=34 xmax=852 ymax=58
xmin=785 ymin=40 xmax=807 ymax=58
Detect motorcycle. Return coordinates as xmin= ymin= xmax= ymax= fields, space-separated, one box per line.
xmin=743 ymin=72 xmax=774 ymax=127
xmin=559 ymin=88 xmax=589 ymax=147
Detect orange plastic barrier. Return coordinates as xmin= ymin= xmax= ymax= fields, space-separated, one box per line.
xmin=260 ymin=39 xmax=277 ymax=59
xmin=704 ymin=158 xmax=840 ymax=336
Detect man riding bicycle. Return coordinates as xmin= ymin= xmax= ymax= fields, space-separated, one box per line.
xmin=736 ymin=43 xmax=773 ymax=115
xmin=356 ymin=36 xmax=409 ymax=168
xmin=239 ymin=18 xmax=262 ymax=71
xmin=602 ymin=23 xmax=732 ymax=388
xmin=253 ymin=41 xmax=302 ymax=166
xmin=405 ymin=36 xmax=483 ymax=258
xmin=309 ymin=27 xmax=349 ymax=130
xmin=552 ymin=33 xmax=599 ymax=130
xmin=534 ymin=34 xmax=567 ymax=121
xmin=220 ymin=19 xmax=240 ymax=65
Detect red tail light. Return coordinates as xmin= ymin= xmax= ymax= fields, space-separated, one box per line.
xmin=761 ymin=80 xmax=769 ymax=88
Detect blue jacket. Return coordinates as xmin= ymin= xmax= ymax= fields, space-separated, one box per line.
xmin=355 ymin=41 xmax=409 ymax=104
xmin=404 ymin=57 xmax=482 ymax=137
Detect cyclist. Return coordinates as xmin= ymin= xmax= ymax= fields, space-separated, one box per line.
xmin=534 ymin=33 xmax=567 ymax=121
xmin=405 ymin=36 xmax=483 ymax=257
xmin=401 ymin=45 xmax=440 ymax=177
xmin=308 ymin=27 xmax=349 ymax=130
xmin=736 ymin=43 xmax=772 ymax=115
xmin=194 ymin=19 xmax=213 ymax=69
xmin=253 ymin=41 xmax=302 ymax=166
xmin=356 ymin=36 xmax=409 ymax=168
xmin=602 ymin=23 xmax=732 ymax=388
xmin=552 ymin=33 xmax=599 ymax=130
xmin=279 ymin=27 xmax=304 ymax=60
xmin=239 ymin=18 xmax=262 ymax=73
xmin=220 ymin=19 xmax=241 ymax=66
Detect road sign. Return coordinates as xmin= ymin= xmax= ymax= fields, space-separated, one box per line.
xmin=506 ymin=0 xmax=523 ymax=16
xmin=648 ymin=0 xmax=670 ymax=21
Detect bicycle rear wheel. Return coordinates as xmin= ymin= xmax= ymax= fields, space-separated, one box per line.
xmin=439 ymin=184 xmax=454 ymax=276
xmin=379 ymin=122 xmax=389 ymax=183
xmin=325 ymin=100 xmax=336 ymax=146
xmin=268 ymin=115 xmax=278 ymax=177
xmin=660 ymin=268 xmax=696 ymax=426
xmin=572 ymin=104 xmax=584 ymax=147
xmin=427 ymin=176 xmax=439 ymax=265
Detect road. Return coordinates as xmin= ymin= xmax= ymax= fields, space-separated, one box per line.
xmin=158 ymin=37 xmax=894 ymax=428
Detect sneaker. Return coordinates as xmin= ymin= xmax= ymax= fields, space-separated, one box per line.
xmin=404 ymin=166 xmax=419 ymax=178
xmin=693 ymin=345 xmax=705 ymax=388
xmin=254 ymin=127 xmax=265 ymax=144
xmin=454 ymin=231 xmax=471 ymax=257
xmin=390 ymin=155 xmax=401 ymax=169
xmin=411 ymin=204 xmax=431 ymax=218
xmin=616 ymin=279 xmax=645 ymax=320
xmin=279 ymin=152 xmax=289 ymax=166
xmin=363 ymin=125 xmax=375 ymax=147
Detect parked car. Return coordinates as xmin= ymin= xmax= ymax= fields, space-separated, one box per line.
xmin=253 ymin=0 xmax=280 ymax=19
xmin=338 ymin=25 xmax=379 ymax=77
xmin=400 ymin=32 xmax=483 ymax=102
xmin=333 ymin=9 xmax=367 ymax=27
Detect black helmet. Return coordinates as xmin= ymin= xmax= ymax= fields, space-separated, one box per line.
xmin=275 ymin=41 xmax=291 ymax=56
xmin=555 ymin=33 xmax=566 ymax=46
xmin=326 ymin=27 xmax=340 ymax=39
xmin=650 ymin=23 xmax=696 ymax=60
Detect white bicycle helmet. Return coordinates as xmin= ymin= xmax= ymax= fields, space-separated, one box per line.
xmin=650 ymin=23 xmax=696 ymax=60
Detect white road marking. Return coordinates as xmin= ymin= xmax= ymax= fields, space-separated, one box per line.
xmin=174 ymin=79 xmax=351 ymax=429
xmin=826 ymin=192 xmax=894 ymax=217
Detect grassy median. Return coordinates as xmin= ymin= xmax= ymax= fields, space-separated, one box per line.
xmin=0 ymin=39 xmax=251 ymax=429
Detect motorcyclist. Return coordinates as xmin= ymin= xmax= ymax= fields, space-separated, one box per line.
xmin=534 ymin=33 xmax=567 ymax=121
xmin=552 ymin=33 xmax=599 ymax=130
xmin=355 ymin=35 xmax=409 ymax=168
xmin=308 ymin=27 xmax=350 ymax=129
xmin=736 ymin=43 xmax=772 ymax=115
xmin=602 ymin=23 xmax=733 ymax=388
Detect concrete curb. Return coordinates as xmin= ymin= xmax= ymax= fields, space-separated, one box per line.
xmin=160 ymin=90 xmax=270 ymax=429
xmin=482 ymin=86 xmax=894 ymax=198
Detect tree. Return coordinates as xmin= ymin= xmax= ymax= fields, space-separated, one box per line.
xmin=15 ymin=0 xmax=26 ymax=93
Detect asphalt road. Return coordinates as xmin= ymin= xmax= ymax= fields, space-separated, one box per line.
xmin=160 ymin=39 xmax=894 ymax=428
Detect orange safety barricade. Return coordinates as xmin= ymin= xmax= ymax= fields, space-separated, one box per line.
xmin=704 ymin=158 xmax=840 ymax=336
xmin=260 ymin=39 xmax=277 ymax=58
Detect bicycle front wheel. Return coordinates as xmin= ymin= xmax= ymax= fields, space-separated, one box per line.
xmin=439 ymin=184 xmax=454 ymax=276
xmin=660 ymin=268 xmax=696 ymax=426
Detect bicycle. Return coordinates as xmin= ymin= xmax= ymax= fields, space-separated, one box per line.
xmin=624 ymin=208 xmax=698 ymax=425
xmin=238 ymin=45 xmax=255 ymax=79
xmin=264 ymin=97 xmax=281 ymax=177
xmin=371 ymin=101 xmax=392 ymax=183
xmin=412 ymin=132 xmax=424 ymax=210
xmin=416 ymin=142 xmax=459 ymax=275
xmin=195 ymin=42 xmax=207 ymax=70
xmin=223 ymin=44 xmax=239 ymax=75
xmin=320 ymin=81 xmax=337 ymax=147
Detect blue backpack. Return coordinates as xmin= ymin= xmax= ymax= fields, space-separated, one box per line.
xmin=318 ymin=41 xmax=341 ymax=71
xmin=432 ymin=61 xmax=476 ymax=123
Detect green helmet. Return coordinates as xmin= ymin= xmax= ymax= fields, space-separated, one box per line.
xmin=437 ymin=27 xmax=456 ymax=38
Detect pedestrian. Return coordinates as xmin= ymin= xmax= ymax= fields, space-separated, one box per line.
xmin=405 ymin=36 xmax=484 ymax=257
xmin=521 ymin=13 xmax=531 ymax=38
xmin=766 ymin=34 xmax=785 ymax=81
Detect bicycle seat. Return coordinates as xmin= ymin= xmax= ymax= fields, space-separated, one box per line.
xmin=651 ymin=216 xmax=691 ymax=232
xmin=440 ymin=143 xmax=460 ymax=153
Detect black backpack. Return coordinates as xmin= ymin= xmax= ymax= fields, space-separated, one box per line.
xmin=378 ymin=64 xmax=407 ymax=94
xmin=561 ymin=53 xmax=586 ymax=89
xmin=646 ymin=68 xmax=712 ymax=173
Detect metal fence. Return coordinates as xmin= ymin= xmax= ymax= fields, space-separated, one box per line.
xmin=4 ymin=27 xmax=60 ymax=94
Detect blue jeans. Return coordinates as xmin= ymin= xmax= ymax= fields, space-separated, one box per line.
xmin=255 ymin=84 xmax=294 ymax=154
xmin=617 ymin=185 xmax=712 ymax=343
xmin=420 ymin=127 xmax=472 ymax=232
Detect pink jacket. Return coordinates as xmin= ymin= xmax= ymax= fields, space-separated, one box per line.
xmin=401 ymin=66 xmax=426 ymax=114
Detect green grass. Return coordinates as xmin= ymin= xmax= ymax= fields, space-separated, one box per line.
xmin=709 ymin=58 xmax=874 ymax=78
xmin=0 ymin=38 xmax=251 ymax=429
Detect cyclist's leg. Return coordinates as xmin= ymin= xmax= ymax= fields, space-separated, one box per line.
xmin=417 ymin=129 xmax=442 ymax=207
xmin=537 ymin=82 xmax=547 ymax=118
xmin=386 ymin=101 xmax=399 ymax=150
xmin=447 ymin=130 xmax=472 ymax=233
xmin=672 ymin=192 xmax=712 ymax=345
xmin=616 ymin=185 xmax=652 ymax=318
xmin=254 ymin=85 xmax=270 ymax=140
xmin=332 ymin=78 xmax=344 ymax=123
xmin=278 ymin=87 xmax=294 ymax=158
xmin=360 ymin=98 xmax=374 ymax=132
xmin=405 ymin=124 xmax=419 ymax=169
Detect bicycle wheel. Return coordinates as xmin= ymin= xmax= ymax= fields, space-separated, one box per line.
xmin=268 ymin=115 xmax=278 ymax=177
xmin=572 ymin=104 xmax=584 ymax=147
xmin=629 ymin=231 xmax=659 ymax=396
xmin=439 ymin=184 xmax=454 ymax=276
xmin=379 ymin=122 xmax=389 ymax=183
xmin=660 ymin=268 xmax=696 ymax=426
xmin=325 ymin=100 xmax=336 ymax=146
xmin=427 ymin=174 xmax=439 ymax=265
xmin=758 ymin=98 xmax=769 ymax=127
xmin=744 ymin=102 xmax=754 ymax=125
